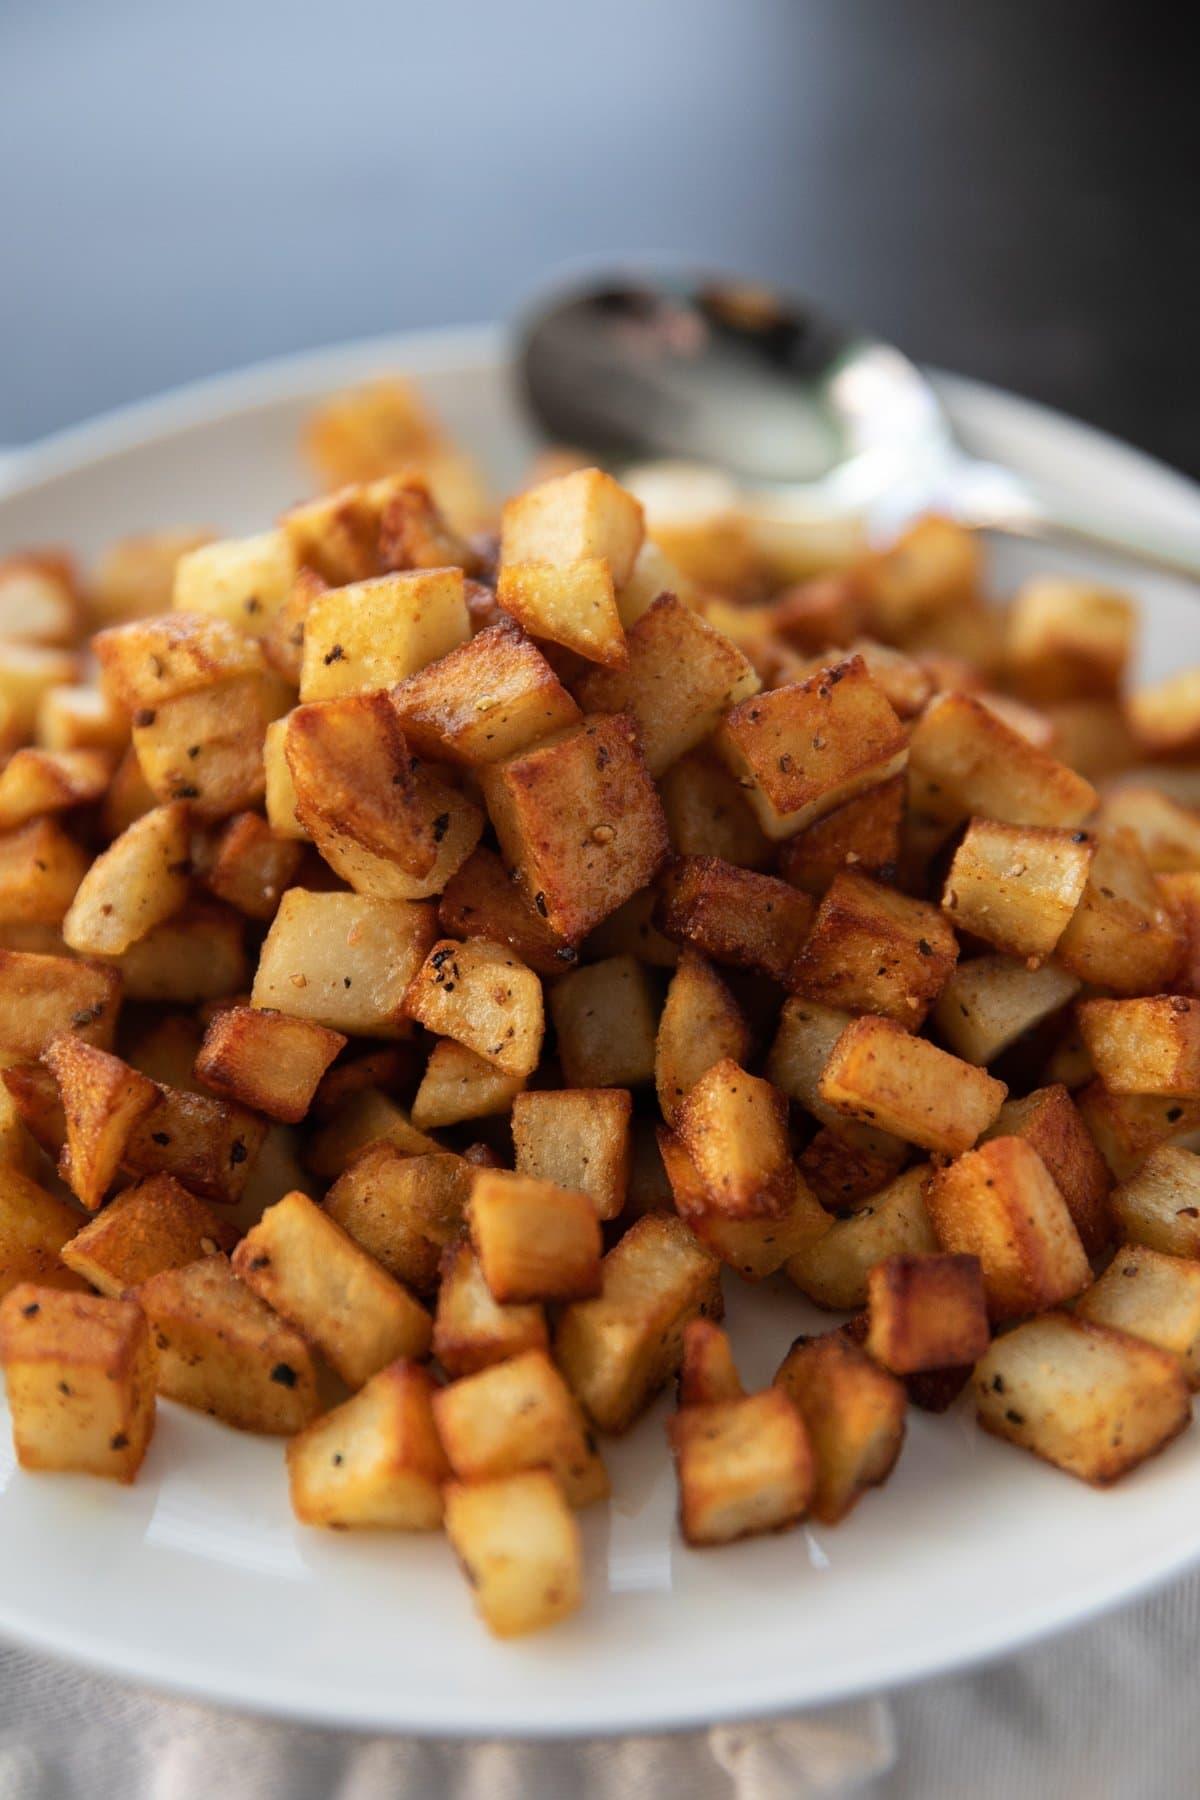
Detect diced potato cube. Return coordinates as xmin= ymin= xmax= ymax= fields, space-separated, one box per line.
xmin=907 ymin=691 xmax=1097 ymax=832
xmin=715 ymin=657 xmax=909 ymax=839
xmin=0 ymin=747 xmax=112 ymax=832
xmin=0 ymin=819 xmax=88 ymax=927
xmin=391 ymin=617 xmax=580 ymax=765
xmin=43 ymin=1038 xmax=158 ymax=1211
xmin=468 ymin=1169 xmax=601 ymax=1304
xmin=262 ymin=718 xmax=309 ymax=840
xmin=433 ymin=1347 xmax=607 ymax=1507
xmin=974 ymin=1312 xmax=1189 ymax=1483
xmin=585 ymin=885 xmax=679 ymax=968
xmin=655 ymin=949 xmax=749 ymax=1126
xmin=0 ymin=1063 xmax=66 ymax=1160
xmin=614 ymin=538 xmax=703 ymax=627
xmin=481 ymin=713 xmax=669 ymax=940
xmin=926 ymin=1137 xmax=1089 ymax=1322
xmin=411 ymin=1039 xmax=524 ymax=1129
xmin=981 ymin=1084 xmax=1112 ymax=1258
xmin=659 ymin=748 xmax=774 ymax=871
xmin=1077 ymin=1246 xmax=1200 ymax=1386
xmin=575 ymin=593 xmax=760 ymax=773
xmin=233 ymin=1191 xmax=431 ymax=1386
xmin=942 ymin=820 xmax=1094 ymax=963
xmin=778 ymin=774 xmax=905 ymax=896
xmin=549 ymin=954 xmax=659 ymax=1088
xmin=124 ymin=1083 xmax=266 ymax=1203
xmin=774 ymin=1331 xmax=906 ymax=1524
xmin=62 ymin=803 xmax=190 ymax=957
xmin=511 ymin=1087 xmax=631 ymax=1221
xmin=1077 ymin=1085 xmax=1200 ymax=1182
xmin=252 ymin=890 xmax=435 ymax=1038
xmin=204 ymin=812 xmax=303 ymax=922
xmin=104 ymin=901 xmax=247 ymax=1005
xmin=284 ymin=691 xmax=438 ymax=878
xmin=1006 ymin=578 xmax=1135 ymax=702
xmin=660 ymin=1133 xmax=831 ymax=1280
xmin=138 ymin=1253 xmax=319 ymax=1433
xmin=0 ymin=1285 xmax=156 ymax=1481
xmin=299 ymin=568 xmax=470 ymax=700
xmin=60 ymin=1174 xmax=235 ymax=1295
xmin=786 ymin=1165 xmax=935 ymax=1310
xmin=675 ymin=1059 xmax=792 ymax=1217
xmin=0 ymin=1166 xmax=85 ymax=1299
xmin=172 ymin=531 xmax=297 ymax=634
xmin=0 ymin=552 xmax=78 ymax=645
xmin=305 ymin=1090 xmax=436 ymax=1184
xmin=1102 ymin=786 xmax=1200 ymax=874
xmin=444 ymin=1469 xmax=583 ymax=1639
xmin=287 ymin=1359 xmax=448 ymax=1529
xmin=0 ymin=950 xmax=120 ymax=1059
xmin=325 ymin=1143 xmax=470 ymax=1295
xmin=668 ymin=1387 xmax=813 ymax=1546
xmin=865 ymin=1252 xmax=989 ymax=1374
xmin=657 ymin=855 xmax=814 ymax=984
xmin=403 ymin=938 xmax=543 ymax=1078
xmin=1055 ymin=830 xmax=1183 ymax=994
xmin=932 ymin=956 xmax=1080 ymax=1066
xmin=678 ymin=1317 xmax=744 ymax=1407
xmin=788 ymin=870 xmax=956 ymax=1026
xmin=1128 ymin=669 xmax=1200 ymax=759
xmin=496 ymin=558 xmax=626 ymax=668
xmin=194 ymin=1006 xmax=344 ymax=1123
xmin=819 ymin=1017 xmax=1006 ymax=1154
xmin=796 ymin=1126 xmax=910 ymax=1213
xmin=131 ymin=674 xmax=281 ymax=819
xmin=554 ymin=1213 xmax=723 ymax=1433
xmin=437 ymin=846 xmax=579 ymax=979
xmin=432 ymin=1241 xmax=548 ymax=1378
xmin=500 ymin=467 xmax=644 ymax=587
xmin=1077 ymin=996 xmax=1200 ymax=1097
xmin=1109 ymin=1146 xmax=1200 ymax=1253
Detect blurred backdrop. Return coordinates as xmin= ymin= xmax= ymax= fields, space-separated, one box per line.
xmin=1 ymin=0 xmax=1195 ymax=472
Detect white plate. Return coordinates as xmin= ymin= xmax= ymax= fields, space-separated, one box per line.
xmin=2 ymin=329 xmax=1199 ymax=1738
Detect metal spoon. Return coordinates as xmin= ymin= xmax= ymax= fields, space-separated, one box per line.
xmin=516 ymin=267 xmax=1200 ymax=581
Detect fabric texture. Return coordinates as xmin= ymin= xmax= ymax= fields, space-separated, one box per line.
xmin=3 ymin=1573 xmax=1199 ymax=1799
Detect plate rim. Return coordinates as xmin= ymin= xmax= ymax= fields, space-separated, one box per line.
xmin=1 ymin=326 xmax=1199 ymax=1738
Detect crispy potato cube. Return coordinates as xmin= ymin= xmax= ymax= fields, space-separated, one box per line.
xmin=0 ymin=819 xmax=88 ymax=927
xmin=1078 ymin=1084 xmax=1200 ymax=1182
xmin=668 ymin=1388 xmax=813 ymax=1546
xmin=769 ymin=570 xmax=867 ymax=651
xmin=204 ymin=812 xmax=303 ymax=921
xmin=767 ymin=995 xmax=888 ymax=1140
xmin=926 ymin=1137 xmax=1089 ymax=1322
xmin=252 ymin=890 xmax=435 ymax=1038
xmin=0 ymin=950 xmax=120 ymax=1059
xmin=305 ymin=1089 xmax=437 ymax=1182
xmin=627 ymin=462 xmax=758 ymax=592
xmin=788 ymin=870 xmax=956 ymax=1026
xmin=865 ymin=1253 xmax=989 ymax=1374
xmin=0 ymin=747 xmax=112 ymax=832
xmin=481 ymin=713 xmax=669 ymax=940
xmin=549 ymin=954 xmax=659 ymax=1088
xmin=411 ymin=1039 xmax=524 ymax=1129
xmin=1054 ymin=829 xmax=1182 ymax=994
xmin=655 ymin=950 xmax=749 ymax=1126
xmin=309 ymin=771 xmax=483 ymax=904
xmin=819 ymin=1017 xmax=1006 ymax=1153
xmin=138 ymin=1253 xmax=318 ymax=1433
xmin=778 ymin=774 xmax=905 ymax=896
xmin=1006 ymin=578 xmax=1135 ymax=702
xmin=194 ymin=1006 xmax=345 ymax=1123
xmin=282 ymin=481 xmax=389 ymax=585
xmin=501 ymin=467 xmax=644 ymax=587
xmin=299 ymin=569 xmax=469 ymax=700
xmin=775 ymin=1331 xmax=906 ymax=1524
xmin=432 ymin=1241 xmax=548 ymax=1378
xmin=62 ymin=803 xmax=190 ymax=956
xmin=1042 ymin=698 xmax=1137 ymax=780
xmin=325 ymin=1143 xmax=470 ymax=1295
xmin=786 ymin=1165 xmax=935 ymax=1310
xmin=403 ymin=938 xmax=543 ymax=1078
xmin=172 ymin=531 xmax=297 ymax=634
xmin=1128 ymin=669 xmax=1200 ymax=759
xmin=675 ymin=1059 xmax=792 ymax=1218
xmin=0 ymin=1063 xmax=66 ymax=1159
xmin=907 ymin=691 xmax=1096 ymax=833
xmin=438 ymin=846 xmax=579 ymax=978
xmin=554 ymin=1212 xmax=723 ymax=1433
xmin=1103 ymin=786 xmax=1200 ymax=875
xmin=61 ymin=1175 xmax=235 ymax=1295
xmin=974 ymin=1312 xmax=1189 ymax=1483
xmin=857 ymin=514 xmax=980 ymax=639
xmin=0 ymin=1285 xmax=155 ymax=1481
xmin=659 ymin=747 xmax=774 ymax=870
xmin=43 ymin=1038 xmax=158 ymax=1211
xmin=284 ymin=692 xmax=437 ymax=877
xmin=444 ymin=1469 xmax=582 ymax=1639
xmin=124 ymin=1084 xmax=266 ymax=1203
xmin=660 ymin=1133 xmax=831 ymax=1280
xmin=796 ymin=1125 xmax=910 ymax=1212
xmin=288 ymin=1359 xmax=447 ymax=1530
xmin=496 ymin=558 xmax=626 ymax=668
xmin=0 ymin=645 xmax=79 ymax=744
xmin=0 ymin=1166 xmax=85 ymax=1298
xmin=981 ymin=1084 xmax=1112 ymax=1258
xmin=104 ymin=901 xmax=246 ymax=1005
xmin=0 ymin=553 xmax=78 ymax=645
xmin=511 ymin=1088 xmax=632 ymax=1222
xmin=391 ymin=618 xmax=579 ymax=765
xmin=262 ymin=717 xmax=308 ymax=839
xmin=433 ymin=1347 xmax=607 ymax=1507
xmin=575 ymin=594 xmax=760 ymax=774
xmin=94 ymin=611 xmax=263 ymax=711
xmin=714 ymin=658 xmax=908 ymax=839
xmin=1110 ymin=1147 xmax=1200 ymax=1255
xmin=131 ymin=675 xmax=279 ymax=818
xmin=469 ymin=1169 xmax=601 ymax=1304
xmin=932 ymin=956 xmax=1081 ymax=1066
xmin=1078 ymin=996 xmax=1200 ymax=1097
xmin=1076 ymin=1246 xmax=1200 ymax=1386
xmin=678 ymin=1317 xmax=744 ymax=1407
xmin=234 ymin=1191 xmax=431 ymax=1385
xmin=657 ymin=855 xmax=814 ymax=984
xmin=614 ymin=538 xmax=703 ymax=626
xmin=942 ymin=821 xmax=1094 ymax=963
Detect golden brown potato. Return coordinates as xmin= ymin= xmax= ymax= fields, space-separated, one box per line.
xmin=391 ymin=617 xmax=580 ymax=766
xmin=284 ymin=692 xmax=438 ymax=876
xmin=131 ymin=673 xmax=283 ymax=819
xmin=778 ymin=774 xmax=905 ymax=896
xmin=0 ymin=645 xmax=79 ymax=746
xmin=932 ymin=956 xmax=1081 ymax=1066
xmin=678 ymin=1317 xmax=744 ymax=1408
xmin=1055 ymin=830 xmax=1183 ymax=994
xmin=0 ymin=1284 xmax=156 ymax=1482
xmin=1109 ymin=1146 xmax=1200 ymax=1254
xmin=668 ymin=1387 xmax=813 ymax=1546
xmin=202 ymin=811 xmax=303 ymax=922
xmin=511 ymin=1087 xmax=632 ymax=1221
xmin=444 ymin=1469 xmax=583 ymax=1639
xmin=500 ymin=466 xmax=644 ymax=587
xmin=1077 ymin=1246 xmax=1200 ymax=1387
xmin=43 ymin=1037 xmax=159 ymax=1211
xmin=655 ymin=949 xmax=750 ymax=1127
xmin=865 ymin=1252 xmax=989 ymax=1375
xmin=0 ymin=949 xmax=121 ymax=1059
xmin=402 ymin=937 xmax=543 ymax=1078
xmin=788 ymin=870 xmax=957 ymax=1026
xmin=123 ymin=1082 xmax=266 ymax=1202
xmin=94 ymin=611 xmax=264 ymax=711
xmin=656 ymin=855 xmax=814 ymax=984
xmin=288 ymin=1358 xmax=449 ymax=1530
xmin=325 ymin=1143 xmax=471 ymax=1295
xmin=496 ymin=559 xmax=627 ymax=668
xmin=433 ymin=1347 xmax=607 ymax=1507
xmin=660 ymin=1132 xmax=831 ymax=1281
xmin=1076 ymin=1084 xmax=1200 ymax=1182
xmin=907 ymin=690 xmax=1097 ymax=834
xmin=658 ymin=748 xmax=774 ymax=870
xmin=941 ymin=820 xmax=1094 ymax=964
xmin=0 ymin=819 xmax=89 ymax=927
xmin=104 ymin=901 xmax=247 ymax=1005
xmin=819 ymin=1016 xmax=1006 ymax=1154
xmin=431 ymin=1240 xmax=549 ymax=1378
xmin=1128 ymin=669 xmax=1200 ymax=759
xmin=61 ymin=1174 xmax=235 ymax=1295
xmin=194 ymin=1006 xmax=345 ymax=1123
xmin=774 ymin=1330 xmax=906 ymax=1524
xmin=252 ymin=890 xmax=435 ymax=1038
xmin=1006 ymin=578 xmax=1135 ymax=703
xmin=172 ymin=531 xmax=297 ymax=635
xmin=0 ymin=747 xmax=112 ymax=832
xmin=305 ymin=1089 xmax=437 ymax=1184
xmin=299 ymin=568 xmax=470 ymax=701
xmin=62 ymin=803 xmax=191 ymax=957
xmin=0 ymin=552 xmax=79 ymax=646
xmin=675 ymin=1059 xmax=792 ymax=1218
xmin=1077 ymin=996 xmax=1200 ymax=1098
xmin=786 ymin=1164 xmax=935 ymax=1310
xmin=468 ymin=1169 xmax=601 ymax=1304
xmin=0 ymin=1165 xmax=85 ymax=1299
xmin=410 ymin=1039 xmax=525 ymax=1129
xmin=981 ymin=1084 xmax=1112 ymax=1258
xmin=437 ymin=846 xmax=579 ymax=978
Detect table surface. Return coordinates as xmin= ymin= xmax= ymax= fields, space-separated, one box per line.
xmin=0 ymin=0 xmax=1194 ymax=475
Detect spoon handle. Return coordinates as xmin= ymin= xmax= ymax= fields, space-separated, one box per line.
xmin=943 ymin=458 xmax=1200 ymax=583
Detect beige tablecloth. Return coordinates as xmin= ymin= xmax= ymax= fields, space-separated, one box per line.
xmin=3 ymin=1570 xmax=1197 ymax=1798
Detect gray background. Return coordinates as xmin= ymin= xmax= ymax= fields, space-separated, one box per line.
xmin=1 ymin=0 xmax=1195 ymax=471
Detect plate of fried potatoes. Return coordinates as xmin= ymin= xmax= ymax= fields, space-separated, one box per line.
xmin=2 ymin=326 xmax=1200 ymax=1735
